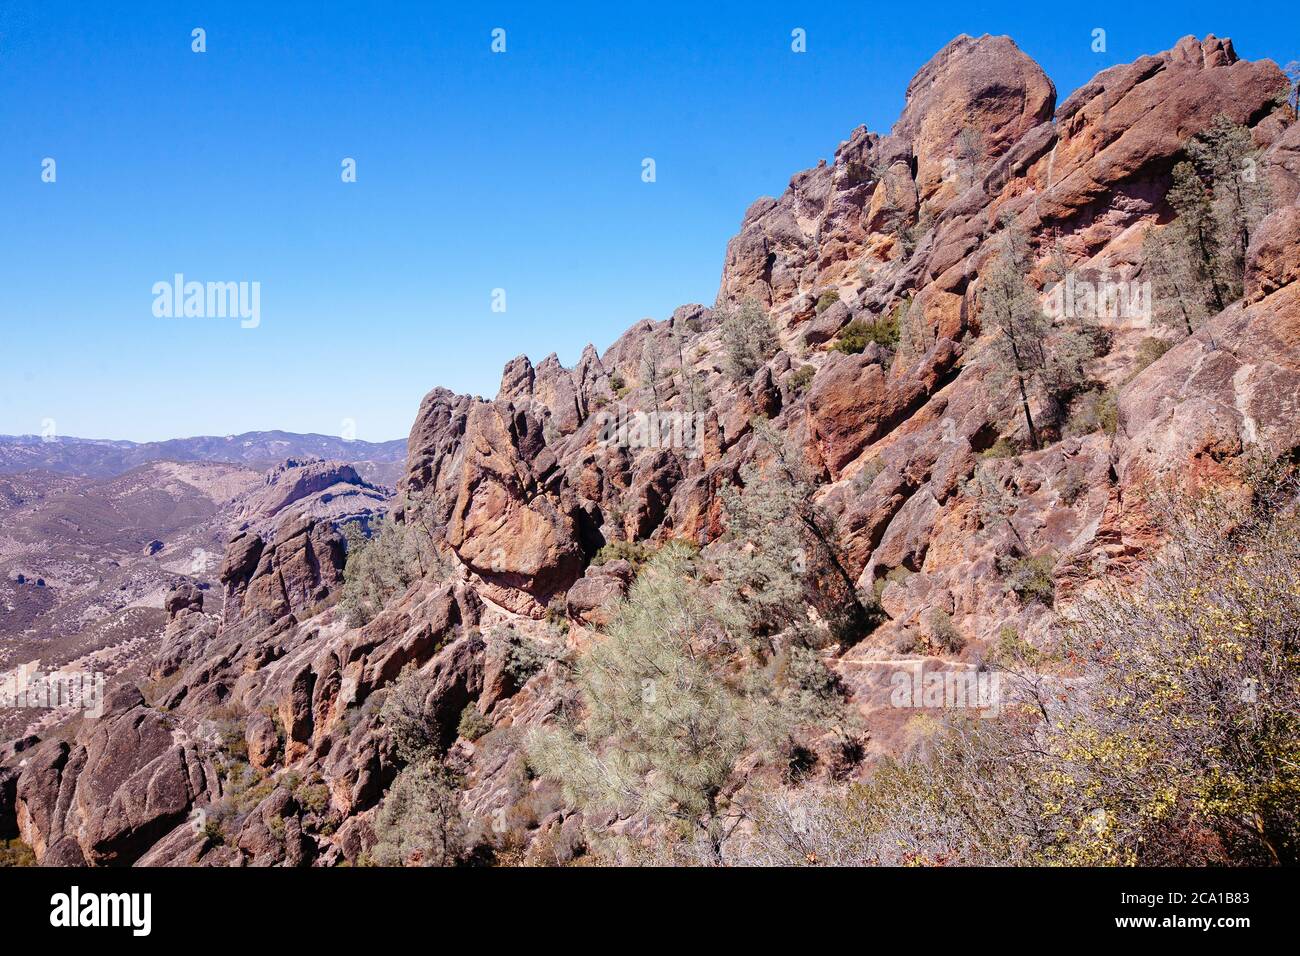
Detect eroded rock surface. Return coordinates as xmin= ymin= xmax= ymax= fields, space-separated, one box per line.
xmin=6 ymin=33 xmax=1298 ymax=867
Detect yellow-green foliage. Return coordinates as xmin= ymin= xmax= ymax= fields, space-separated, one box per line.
xmin=742 ymin=470 xmax=1300 ymax=866
xmin=457 ymin=704 xmax=493 ymax=742
xmin=371 ymin=761 xmax=465 ymax=867
xmin=1000 ymin=553 xmax=1057 ymax=607
xmin=832 ymin=313 xmax=899 ymax=354
xmin=787 ymin=364 xmax=816 ymax=393
xmin=339 ymin=518 xmax=424 ymax=627
xmin=0 ymin=838 xmax=36 ymax=867
xmin=980 ymin=437 xmax=1019 ymax=460
xmin=526 ymin=545 xmax=789 ymax=864
xmin=592 ymin=538 xmax=653 ymax=569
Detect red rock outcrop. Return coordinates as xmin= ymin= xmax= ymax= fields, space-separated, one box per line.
xmin=220 ymin=516 xmax=346 ymax=626
xmin=6 ymin=32 xmax=1298 ymax=868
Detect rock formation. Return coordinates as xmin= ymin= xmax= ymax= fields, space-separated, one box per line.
xmin=4 ymin=33 xmax=1297 ymax=866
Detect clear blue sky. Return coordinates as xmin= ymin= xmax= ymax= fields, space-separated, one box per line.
xmin=2 ymin=1 xmax=1295 ymax=442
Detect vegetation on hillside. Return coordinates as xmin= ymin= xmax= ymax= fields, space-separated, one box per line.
xmin=731 ymin=464 xmax=1300 ymax=866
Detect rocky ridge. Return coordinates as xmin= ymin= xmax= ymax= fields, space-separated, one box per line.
xmin=3 ymin=34 xmax=1297 ymax=866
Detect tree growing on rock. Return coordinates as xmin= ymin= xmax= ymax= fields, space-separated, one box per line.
xmin=528 ymin=532 xmax=860 ymax=864
xmin=371 ymin=760 xmax=466 ymax=867
xmin=719 ymin=298 xmax=779 ymax=381
xmin=379 ymin=663 xmax=445 ymax=763
xmin=1187 ymin=116 xmax=1272 ymax=294
xmin=1143 ymin=223 xmax=1213 ymax=338
xmin=1144 ymin=118 xmax=1272 ymax=333
xmin=338 ymin=518 xmax=423 ymax=626
xmin=954 ymin=126 xmax=984 ymax=186
xmin=639 ymin=338 xmax=667 ymax=411
xmin=979 ymin=225 xmax=1089 ymax=449
xmin=895 ymin=296 xmax=934 ymax=365
xmin=526 ymin=543 xmax=785 ymax=864
xmin=371 ymin=664 xmax=469 ymax=866
xmin=719 ymin=420 xmax=881 ymax=647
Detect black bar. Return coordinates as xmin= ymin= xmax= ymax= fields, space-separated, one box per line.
xmin=0 ymin=867 xmax=1286 ymax=942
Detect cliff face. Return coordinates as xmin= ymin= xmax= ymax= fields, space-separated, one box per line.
xmin=5 ymin=34 xmax=1298 ymax=866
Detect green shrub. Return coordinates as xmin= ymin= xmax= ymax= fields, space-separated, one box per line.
xmin=999 ymin=553 xmax=1057 ymax=607
xmin=381 ymin=664 xmax=445 ymax=763
xmin=1064 ymin=387 xmax=1119 ymax=438
xmin=1133 ymin=336 xmax=1173 ymax=374
xmin=544 ymin=595 xmax=568 ymax=632
xmin=993 ymin=625 xmax=1044 ymax=666
xmin=980 ymin=437 xmax=1019 ymax=460
xmin=893 ymin=630 xmax=920 ymax=654
xmin=1098 ymin=389 xmax=1119 ymax=436
xmin=216 ymin=758 xmax=275 ymax=814
xmin=928 ymin=609 xmax=965 ymax=653
xmin=371 ymin=761 xmax=465 ymax=867
xmin=294 ymin=775 xmax=332 ymax=816
xmin=339 ymin=518 xmax=423 ymax=627
xmin=720 ymin=298 xmax=779 ymax=381
xmin=592 ymin=539 xmax=653 ymax=568
xmin=201 ymin=820 xmax=226 ymax=846
xmin=490 ymin=627 xmax=556 ymax=686
xmin=0 ymin=838 xmax=36 ymax=867
xmin=216 ymin=717 xmax=248 ymax=761
xmin=787 ymin=364 xmax=816 ymax=393
xmin=815 ymin=289 xmax=840 ymax=314
xmin=832 ymin=313 xmax=900 ymax=354
xmin=525 ymin=545 xmax=780 ymax=864
xmin=457 ymin=704 xmax=493 ymax=742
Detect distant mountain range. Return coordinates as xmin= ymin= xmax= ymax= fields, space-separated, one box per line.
xmin=0 ymin=431 xmax=408 ymax=487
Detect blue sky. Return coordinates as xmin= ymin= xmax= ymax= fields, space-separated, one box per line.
xmin=1 ymin=1 xmax=1295 ymax=442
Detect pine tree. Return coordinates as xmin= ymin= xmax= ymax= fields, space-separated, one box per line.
xmin=719 ymin=298 xmax=778 ymax=381
xmin=979 ymin=227 xmax=1050 ymax=449
xmin=720 ymin=420 xmax=880 ymax=646
xmin=526 ymin=544 xmax=775 ymax=864
xmin=371 ymin=760 xmax=465 ymax=867
xmin=338 ymin=518 xmax=423 ymax=626
xmin=1148 ymin=119 xmax=1273 ymax=329
xmin=896 ymin=296 xmax=933 ymax=366
xmin=639 ymin=338 xmax=666 ymax=411
xmin=955 ymin=126 xmax=984 ymax=187
xmin=1187 ymin=116 xmax=1271 ymax=297
xmin=1142 ymin=225 xmax=1210 ymax=337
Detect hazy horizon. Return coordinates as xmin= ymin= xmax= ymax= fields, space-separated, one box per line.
xmin=3 ymin=0 xmax=1295 ymax=442
xmin=0 ymin=428 xmax=411 ymax=444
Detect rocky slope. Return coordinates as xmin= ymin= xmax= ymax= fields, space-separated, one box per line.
xmin=0 ymin=459 xmax=389 ymax=745
xmin=3 ymin=33 xmax=1297 ymax=866
xmin=0 ymin=432 xmax=408 ymax=488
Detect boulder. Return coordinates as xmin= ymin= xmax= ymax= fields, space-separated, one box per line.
xmin=164 ymin=582 xmax=204 ymax=619
xmin=446 ymin=402 xmax=585 ymax=611
xmin=893 ymin=34 xmax=1056 ymax=215
xmin=565 ymin=559 xmax=634 ymax=628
